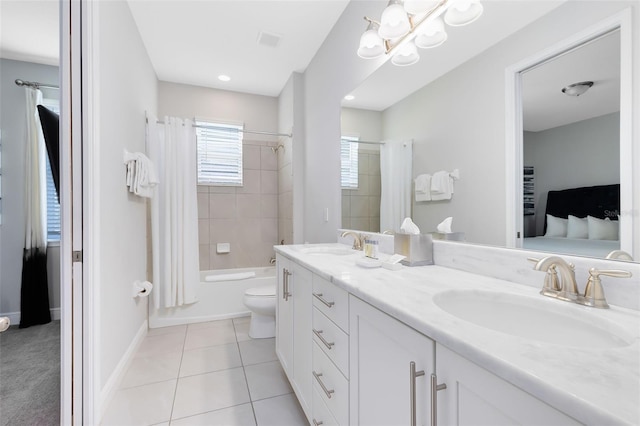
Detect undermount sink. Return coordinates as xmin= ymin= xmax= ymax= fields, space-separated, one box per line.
xmin=299 ymin=246 xmax=355 ymax=256
xmin=433 ymin=290 xmax=633 ymax=349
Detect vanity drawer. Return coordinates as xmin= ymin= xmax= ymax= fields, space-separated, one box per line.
xmin=312 ymin=275 xmax=349 ymax=332
xmin=313 ymin=342 xmax=349 ymax=426
xmin=313 ymin=307 xmax=349 ymax=378
xmin=312 ymin=387 xmax=340 ymax=426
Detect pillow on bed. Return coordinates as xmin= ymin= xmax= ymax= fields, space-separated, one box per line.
xmin=588 ymin=216 xmax=619 ymax=240
xmin=545 ymin=214 xmax=568 ymax=237
xmin=566 ymin=215 xmax=588 ymax=239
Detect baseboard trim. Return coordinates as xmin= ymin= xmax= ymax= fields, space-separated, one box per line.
xmin=0 ymin=307 xmax=62 ymax=326
xmin=98 ymin=320 xmax=148 ymax=423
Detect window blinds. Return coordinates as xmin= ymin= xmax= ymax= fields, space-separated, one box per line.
xmin=42 ymin=98 xmax=60 ymax=241
xmin=196 ymin=120 xmax=244 ymax=186
xmin=341 ymin=136 xmax=359 ymax=189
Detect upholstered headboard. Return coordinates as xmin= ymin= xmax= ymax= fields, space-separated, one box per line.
xmin=543 ymin=184 xmax=620 ymax=233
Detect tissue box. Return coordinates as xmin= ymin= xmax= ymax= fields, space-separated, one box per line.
xmin=429 ymin=232 xmax=465 ymax=241
xmin=394 ymin=233 xmax=434 ymax=266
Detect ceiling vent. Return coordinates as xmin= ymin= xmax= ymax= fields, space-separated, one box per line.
xmin=257 ymin=31 xmax=281 ymax=48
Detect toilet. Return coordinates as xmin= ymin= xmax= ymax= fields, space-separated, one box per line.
xmin=243 ymin=284 xmax=277 ymax=338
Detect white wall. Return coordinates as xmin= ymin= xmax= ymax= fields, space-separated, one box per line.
xmin=300 ymin=1 xmax=389 ymax=243
xmin=381 ymin=1 xmax=639 ymax=247
xmin=0 ymin=58 xmax=60 ymax=321
xmin=93 ymin=0 xmax=158 ymax=402
xmin=524 ymin=112 xmax=620 ymax=235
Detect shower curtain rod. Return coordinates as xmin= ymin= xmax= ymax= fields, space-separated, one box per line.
xmin=15 ymin=79 xmax=59 ymax=90
xmin=151 ymin=118 xmax=292 ymax=138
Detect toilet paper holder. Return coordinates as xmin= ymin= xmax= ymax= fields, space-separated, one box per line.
xmin=132 ymin=280 xmax=153 ymax=298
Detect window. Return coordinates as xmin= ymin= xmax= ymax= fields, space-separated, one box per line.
xmin=341 ymin=136 xmax=359 ymax=189
xmin=196 ymin=120 xmax=243 ymax=186
xmin=41 ymin=98 xmax=60 ymax=242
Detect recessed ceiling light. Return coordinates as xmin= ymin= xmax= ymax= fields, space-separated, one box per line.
xmin=218 ymin=75 xmax=231 ymax=82
xmin=344 ymin=94 xmax=355 ymax=101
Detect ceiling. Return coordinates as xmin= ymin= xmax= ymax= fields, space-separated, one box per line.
xmin=0 ymin=0 xmax=620 ymax=130
xmin=522 ymin=30 xmax=620 ymax=132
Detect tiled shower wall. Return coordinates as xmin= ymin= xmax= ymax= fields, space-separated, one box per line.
xmin=342 ymin=150 xmax=381 ymax=233
xmin=197 ymin=140 xmax=278 ymax=270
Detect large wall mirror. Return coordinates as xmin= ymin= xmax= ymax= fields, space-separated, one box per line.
xmin=340 ymin=1 xmax=636 ymax=263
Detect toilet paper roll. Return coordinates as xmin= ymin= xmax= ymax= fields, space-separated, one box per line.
xmin=132 ymin=280 xmax=153 ymax=298
xmin=0 ymin=317 xmax=10 ymax=332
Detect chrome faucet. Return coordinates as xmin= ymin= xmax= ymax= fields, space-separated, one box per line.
xmin=341 ymin=231 xmax=365 ymax=250
xmin=531 ymin=256 xmax=632 ymax=308
xmin=532 ymin=256 xmax=579 ymax=301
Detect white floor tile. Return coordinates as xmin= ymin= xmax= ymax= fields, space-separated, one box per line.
xmin=170 ymin=403 xmax=256 ymax=426
xmin=135 ymin=333 xmax=185 ymax=358
xmin=252 ymin=394 xmax=307 ymax=426
xmin=187 ymin=319 xmax=234 ymax=331
xmin=244 ymin=361 xmax=293 ymax=401
xmin=233 ymin=316 xmax=251 ymax=325
xmin=101 ymin=380 xmax=176 ymax=426
xmin=179 ymin=343 xmax=242 ymax=377
xmin=233 ymin=320 xmax=252 ymax=342
xmin=172 ymin=368 xmax=250 ymax=420
xmin=121 ymin=351 xmax=182 ymax=389
xmin=147 ymin=324 xmax=187 ymax=337
xmin=238 ymin=338 xmax=277 ymax=366
xmin=184 ymin=325 xmax=237 ymax=350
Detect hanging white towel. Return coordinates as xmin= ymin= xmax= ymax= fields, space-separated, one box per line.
xmin=124 ymin=149 xmax=159 ymax=198
xmin=414 ymin=174 xmax=431 ymax=202
xmin=431 ymin=170 xmax=453 ymax=200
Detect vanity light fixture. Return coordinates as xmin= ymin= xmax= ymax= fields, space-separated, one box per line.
xmin=561 ymin=81 xmax=594 ymax=96
xmin=357 ymin=0 xmax=483 ymax=66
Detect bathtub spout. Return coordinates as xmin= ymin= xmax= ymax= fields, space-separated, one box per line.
xmin=269 ymin=257 xmax=276 ymax=265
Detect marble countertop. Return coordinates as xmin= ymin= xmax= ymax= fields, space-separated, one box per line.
xmin=275 ymin=243 xmax=640 ymax=425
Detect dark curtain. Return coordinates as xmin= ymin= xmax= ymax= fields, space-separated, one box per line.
xmin=19 ymin=248 xmax=51 ymax=328
xmin=37 ymin=105 xmax=60 ymax=201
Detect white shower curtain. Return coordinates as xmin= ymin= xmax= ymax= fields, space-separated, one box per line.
xmin=147 ymin=116 xmax=200 ymax=309
xmin=380 ymin=140 xmax=413 ymax=232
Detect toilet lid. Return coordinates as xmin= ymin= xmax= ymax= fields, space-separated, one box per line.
xmin=245 ymin=285 xmax=276 ymax=297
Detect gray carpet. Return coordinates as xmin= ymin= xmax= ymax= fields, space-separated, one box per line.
xmin=0 ymin=320 xmax=60 ymax=426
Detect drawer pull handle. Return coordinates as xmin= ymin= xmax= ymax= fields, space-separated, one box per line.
xmin=313 ymin=371 xmax=335 ymax=399
xmin=283 ymin=269 xmax=292 ymax=301
xmin=313 ymin=329 xmax=335 ymax=350
xmin=410 ymin=361 xmax=426 ymax=426
xmin=430 ymin=373 xmax=447 ymax=426
xmin=313 ymin=420 xmax=323 ymax=426
xmin=313 ymin=293 xmax=335 ymax=308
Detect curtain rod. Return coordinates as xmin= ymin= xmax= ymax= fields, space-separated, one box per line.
xmin=150 ymin=118 xmax=292 ymax=138
xmin=15 ymin=79 xmax=59 ymax=90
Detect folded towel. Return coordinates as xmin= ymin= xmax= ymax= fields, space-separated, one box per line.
xmin=124 ymin=149 xmax=158 ymax=198
xmin=414 ymin=174 xmax=431 ymax=202
xmin=430 ymin=171 xmax=450 ymax=194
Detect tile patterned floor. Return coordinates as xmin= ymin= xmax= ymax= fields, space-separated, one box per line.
xmin=101 ymin=317 xmax=307 ymax=426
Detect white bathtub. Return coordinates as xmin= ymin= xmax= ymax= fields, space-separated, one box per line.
xmin=148 ymin=266 xmax=276 ymax=329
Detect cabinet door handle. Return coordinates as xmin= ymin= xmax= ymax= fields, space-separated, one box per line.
xmin=283 ymin=269 xmax=292 ymax=301
xmin=312 ymin=420 xmax=323 ymax=426
xmin=410 ymin=361 xmax=426 ymax=426
xmin=313 ymin=329 xmax=335 ymax=350
xmin=312 ymin=371 xmax=335 ymax=399
xmin=430 ymin=373 xmax=447 ymax=426
xmin=281 ymin=268 xmax=287 ymax=300
xmin=313 ymin=292 xmax=335 ymax=308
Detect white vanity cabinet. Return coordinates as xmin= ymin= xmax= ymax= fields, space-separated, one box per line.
xmin=435 ymin=344 xmax=580 ymax=426
xmin=349 ymin=295 xmax=435 ymax=426
xmin=275 ymin=255 xmax=313 ymax=420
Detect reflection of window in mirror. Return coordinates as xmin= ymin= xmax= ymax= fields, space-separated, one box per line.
xmin=341 ymin=136 xmax=381 ymax=233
